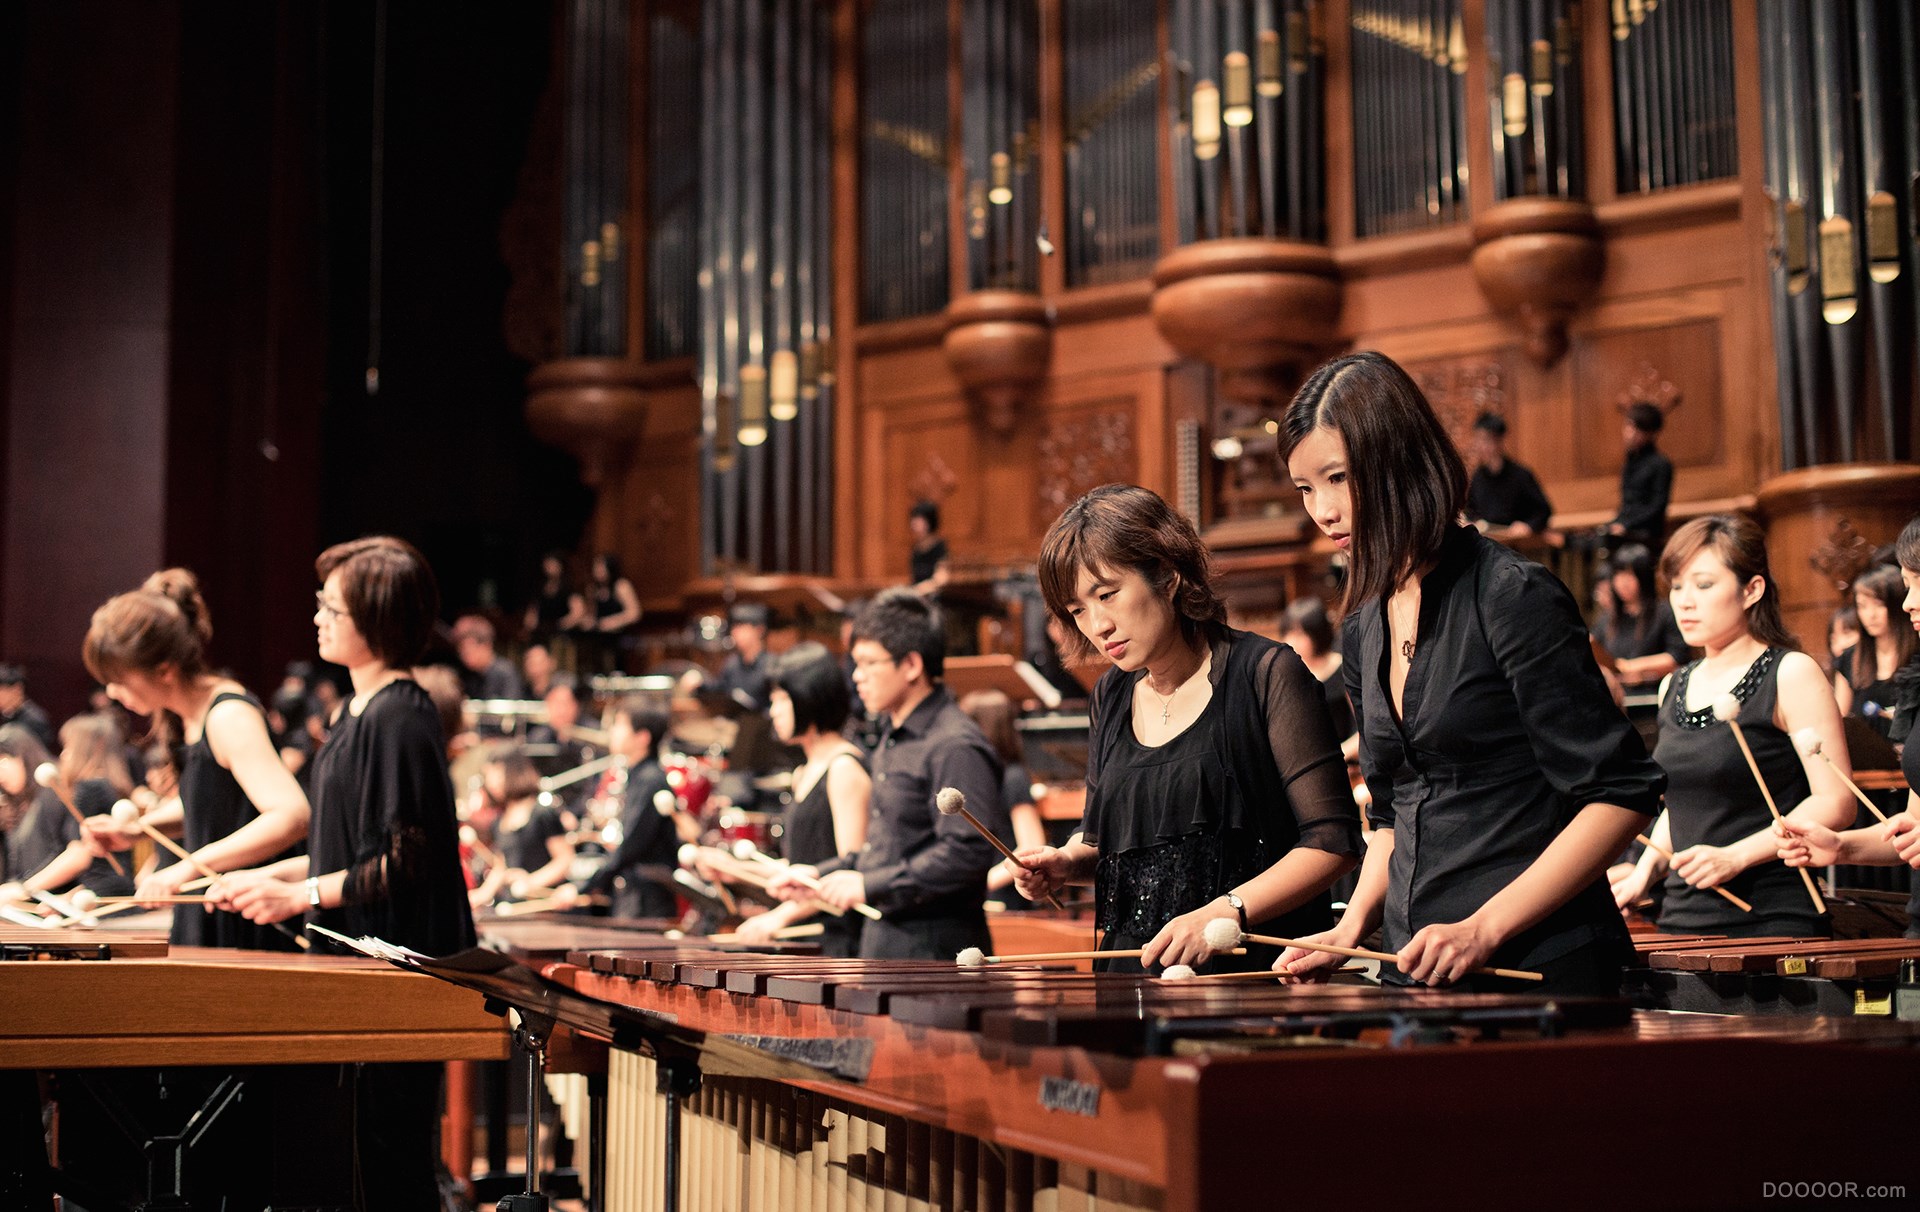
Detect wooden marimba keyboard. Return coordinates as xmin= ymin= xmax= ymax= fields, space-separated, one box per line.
xmin=1626 ymin=934 xmax=1920 ymax=1019
xmin=488 ymin=935 xmax=1920 ymax=1212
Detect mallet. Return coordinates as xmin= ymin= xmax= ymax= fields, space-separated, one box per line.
xmin=34 ymin=763 xmax=126 ymax=876
xmin=1713 ymin=695 xmax=1825 ymax=914
xmin=936 ymin=787 xmax=1064 ymax=911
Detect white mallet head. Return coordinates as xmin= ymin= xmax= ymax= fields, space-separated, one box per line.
xmin=1202 ymin=917 xmax=1244 ymax=951
xmin=1161 ymin=964 xmax=1196 ymax=981
xmin=1791 ymin=727 xmax=1823 ymax=758
xmin=33 ymin=762 xmax=58 ymax=789
xmin=935 ymin=787 xmax=966 ymax=816
xmin=653 ymin=788 xmax=679 ymax=816
xmin=1711 ymin=694 xmax=1742 ymax=723
xmin=111 ymin=799 xmax=140 ymax=825
xmin=955 ymin=946 xmax=987 ymax=967
xmin=69 ymin=888 xmax=98 ymax=911
xmin=731 ymin=839 xmax=758 ymax=860
xmin=677 ymin=843 xmax=700 ymax=867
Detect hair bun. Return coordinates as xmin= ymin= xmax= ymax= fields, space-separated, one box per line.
xmin=143 ymin=568 xmax=213 ymax=649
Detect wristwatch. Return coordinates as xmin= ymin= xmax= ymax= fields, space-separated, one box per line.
xmin=1223 ymin=891 xmax=1247 ymax=930
xmin=306 ymin=876 xmax=322 ymax=910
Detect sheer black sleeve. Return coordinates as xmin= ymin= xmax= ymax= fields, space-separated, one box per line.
xmin=339 ymin=705 xmax=447 ymax=910
xmin=1254 ymin=646 xmax=1362 ymax=858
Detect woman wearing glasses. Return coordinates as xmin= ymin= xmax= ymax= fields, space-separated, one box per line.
xmin=213 ymin=536 xmax=472 ymax=1207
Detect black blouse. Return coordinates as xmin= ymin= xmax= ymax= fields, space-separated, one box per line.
xmin=1083 ymin=629 xmax=1359 ymax=950
xmin=176 ymin=691 xmax=299 ymax=950
xmin=307 ymin=680 xmax=475 ymax=957
xmin=1345 ymin=527 xmax=1665 ymax=971
xmin=1597 ymin=600 xmax=1691 ymax=667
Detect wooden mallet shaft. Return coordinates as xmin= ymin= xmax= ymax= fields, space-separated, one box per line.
xmin=1723 ymin=718 xmax=1827 ymax=914
xmin=1635 ymin=833 xmax=1753 ymax=912
xmin=690 ymin=847 xmax=853 ymax=919
xmin=1242 ymin=930 xmax=1544 ymax=983
xmin=139 ymin=821 xmax=312 ymax=950
xmin=708 ymin=922 xmax=826 ymax=942
xmin=935 ymin=787 xmax=1065 ymax=911
xmin=34 ymin=765 xmax=126 ymax=877
xmin=977 ymin=946 xmax=1248 ymax=964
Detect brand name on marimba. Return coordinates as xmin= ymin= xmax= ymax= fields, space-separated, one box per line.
xmin=1038 ymin=1076 xmax=1101 ymax=1117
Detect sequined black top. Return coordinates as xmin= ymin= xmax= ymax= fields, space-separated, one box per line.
xmin=1083 ymin=629 xmax=1360 ymax=950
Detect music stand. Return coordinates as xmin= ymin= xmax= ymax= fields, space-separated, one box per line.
xmin=943 ymin=654 xmax=1063 ymax=710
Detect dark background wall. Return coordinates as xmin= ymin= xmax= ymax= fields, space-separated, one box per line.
xmin=0 ymin=0 xmax=589 ymax=722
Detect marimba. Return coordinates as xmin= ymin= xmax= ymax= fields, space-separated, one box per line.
xmin=475 ymin=935 xmax=1920 ymax=1212
xmin=1626 ymin=934 xmax=1920 ymax=1019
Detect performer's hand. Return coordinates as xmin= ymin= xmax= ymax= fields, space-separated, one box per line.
xmin=205 ymin=866 xmax=276 ymax=910
xmin=764 ymin=864 xmax=820 ymax=902
xmin=1775 ymin=818 xmax=1842 ymax=868
xmin=1398 ymin=916 xmax=1498 ymax=987
xmin=549 ymin=883 xmax=580 ymax=907
xmin=730 ymin=911 xmax=786 ymax=945
xmin=1142 ymin=899 xmax=1238 ymax=970
xmin=1882 ymin=813 xmax=1920 ymax=869
xmin=1670 ymin=843 xmax=1742 ymax=890
xmin=1009 ymin=845 xmax=1082 ymax=902
xmin=0 ymin=881 xmax=26 ymax=906
xmin=813 ymin=870 xmax=866 ymax=911
xmin=1608 ymin=862 xmax=1654 ymax=911
xmin=226 ymin=877 xmax=305 ymax=925
xmin=81 ymin=813 xmax=136 ymax=851
xmin=1273 ymin=928 xmax=1349 ymax=983
xmin=136 ymin=862 xmax=190 ymax=908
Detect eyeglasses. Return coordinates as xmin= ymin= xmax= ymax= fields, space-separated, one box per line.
xmin=852 ymin=655 xmax=900 ymax=672
xmin=314 ymin=592 xmax=347 ymax=620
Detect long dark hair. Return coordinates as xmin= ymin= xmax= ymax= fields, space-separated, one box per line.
xmin=1608 ymin=543 xmax=1659 ymax=644
xmin=1037 ymin=484 xmax=1227 ymax=661
xmin=1280 ymin=352 xmax=1466 ymax=609
xmin=1657 ymin=515 xmax=1796 ymax=650
xmin=1851 ymin=564 xmax=1914 ymax=688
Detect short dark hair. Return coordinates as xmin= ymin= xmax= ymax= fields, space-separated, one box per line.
xmin=1626 ymin=402 xmax=1665 ymax=434
xmin=489 ymin=746 xmax=544 ymax=802
xmin=1038 ymin=484 xmax=1227 ymax=661
xmin=451 ymin=615 xmax=495 ymax=647
xmin=1281 ymin=351 xmax=1467 ymax=610
xmin=316 ymin=536 xmax=441 ymax=666
xmin=728 ymin=602 xmax=771 ymax=629
xmin=1280 ymin=595 xmax=1336 ymax=658
xmin=910 ymin=499 xmax=941 ymax=532
xmin=0 ymin=665 xmax=24 ymax=688
xmin=611 ymin=699 xmax=669 ymax=759
xmin=1896 ymin=515 xmax=1920 ymax=575
xmin=1472 ymin=411 xmax=1507 ymax=437
xmin=852 ymin=589 xmax=946 ymax=680
xmin=771 ymin=641 xmax=851 ymax=735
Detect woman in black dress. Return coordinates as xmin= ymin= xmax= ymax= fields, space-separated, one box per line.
xmin=733 ymin=642 xmax=871 ymax=951
xmin=0 ymin=727 xmax=72 ymax=903
xmin=70 ymin=569 xmax=310 ymax=948
xmin=213 ymin=535 xmax=473 ymax=1209
xmin=1610 ymin=516 xmax=1852 ymax=939
xmin=1833 ymin=564 xmax=1912 ymax=738
xmin=467 ymin=747 xmax=575 ymax=907
xmin=1594 ymin=542 xmax=1692 ymax=687
xmin=0 ymin=715 xmax=138 ymax=904
xmin=1276 ymin=352 xmax=1665 ymax=996
xmin=1776 ymin=515 xmax=1920 ymax=938
xmin=1013 ymin=485 xmax=1360 ymax=973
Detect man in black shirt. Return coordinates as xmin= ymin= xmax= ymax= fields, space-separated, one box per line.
xmin=0 ymin=665 xmax=55 ymax=753
xmin=1465 ymin=412 xmax=1553 ymax=535
xmin=1608 ymin=402 xmax=1673 ymax=547
xmin=773 ymin=590 xmax=1007 ymax=959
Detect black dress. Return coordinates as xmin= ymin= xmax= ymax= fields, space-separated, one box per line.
xmin=496 ymin=803 xmax=568 ymax=877
xmin=783 ymin=750 xmax=867 ymax=957
xmin=1083 ymin=629 xmax=1360 ymax=973
xmin=1597 ymin=601 xmax=1691 ymax=669
xmin=305 ymin=679 xmax=474 ymax=1210
xmin=1836 ymin=645 xmax=1901 ymax=739
xmin=1654 ymin=648 xmax=1827 ymax=939
xmin=909 ymin=536 xmax=948 ymax=587
xmin=1345 ymin=527 xmax=1665 ymax=995
xmin=307 ymin=679 xmax=475 ymax=957
xmin=1906 ymin=730 xmax=1920 ymax=940
xmin=2 ymin=788 xmax=70 ymax=886
xmin=175 ymin=691 xmax=299 ymax=950
xmin=68 ymin=780 xmax=135 ymax=898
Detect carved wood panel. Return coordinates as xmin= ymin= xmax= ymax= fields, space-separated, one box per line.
xmin=1571 ymin=319 xmax=1723 ymax=479
xmin=1035 ymin=402 xmax=1136 ymax=530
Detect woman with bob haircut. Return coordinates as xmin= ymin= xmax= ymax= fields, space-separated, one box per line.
xmin=76 ymin=568 xmax=310 ymax=949
xmin=1277 ymin=351 xmax=1665 ymax=995
xmin=1775 ymin=514 xmax=1920 ymax=937
xmin=1833 ymin=563 xmax=1914 ymax=737
xmin=1610 ymin=515 xmax=1852 ymax=938
xmin=736 ymin=641 xmax=872 ymax=952
xmin=211 ymin=536 xmax=473 ymax=1208
xmin=1011 ymin=484 xmax=1360 ymax=973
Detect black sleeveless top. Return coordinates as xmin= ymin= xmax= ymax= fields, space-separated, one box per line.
xmin=496 ymin=803 xmax=568 ymax=876
xmin=177 ymin=691 xmax=300 ymax=950
xmin=1906 ymin=724 xmax=1920 ymax=940
xmin=1654 ymin=649 xmax=1827 ymax=938
xmin=532 ymin=584 xmax=573 ymax=633
xmin=1838 ymin=645 xmax=1900 ymax=738
xmin=784 ymin=750 xmax=866 ymax=958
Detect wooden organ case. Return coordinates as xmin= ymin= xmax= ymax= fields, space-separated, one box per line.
xmin=509 ymin=0 xmax=1920 ymax=642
